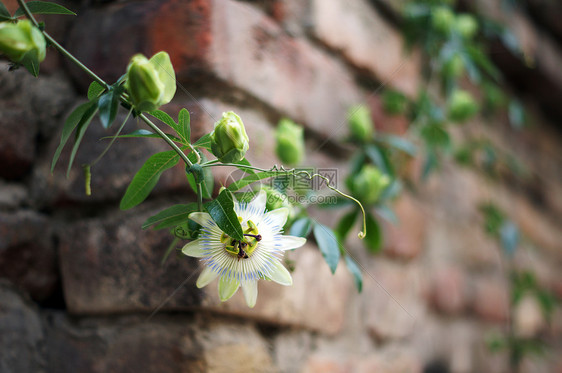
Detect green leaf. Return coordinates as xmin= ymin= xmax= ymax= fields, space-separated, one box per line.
xmin=500 ymin=221 xmax=519 ymax=255
xmin=0 ymin=2 xmax=12 ymax=20
xmin=345 ymin=255 xmax=362 ymax=292
xmin=149 ymin=110 xmax=179 ymax=136
xmin=290 ymin=217 xmax=313 ymax=238
xmin=226 ymin=170 xmax=278 ymax=192
xmin=364 ymin=213 xmax=382 ymax=253
xmin=365 ymin=145 xmax=393 ymax=176
xmin=336 ymin=209 xmax=358 ymax=241
xmin=466 ymin=45 xmax=501 ymax=81
xmin=87 ymin=81 xmax=105 ymax=100
xmin=51 ymin=101 xmax=96 ymax=172
xmin=375 ymin=205 xmax=399 ymax=224
xmin=177 ymin=108 xmax=191 ymax=143
xmin=313 ymin=224 xmax=340 ymax=274
xmin=379 ymin=135 xmax=417 ymax=156
xmin=142 ymin=203 xmax=198 ymax=230
xmin=508 ymin=100 xmax=525 ymax=129
xmin=193 ymin=133 xmax=212 ymax=150
xmin=378 ymin=179 xmax=402 ymax=201
xmin=120 ymin=151 xmax=180 ymax=210
xmin=204 ymin=189 xmax=244 ymax=240
xmin=14 ymin=1 xmax=76 ymax=16
xmin=20 ymin=51 xmax=40 ymax=77
xmin=422 ymin=151 xmax=438 ymax=180
xmin=420 ymin=123 xmax=450 ymax=149
xmin=97 ymin=90 xmax=119 ymax=129
xmin=66 ymin=103 xmax=98 ymax=178
xmin=349 ymin=152 xmax=366 ymax=175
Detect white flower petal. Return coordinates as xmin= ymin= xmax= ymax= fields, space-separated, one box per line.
xmin=182 ymin=239 xmax=206 ymax=258
xmin=241 ymin=280 xmax=258 ymax=308
xmin=189 ymin=212 xmax=214 ymax=228
xmin=218 ymin=276 xmax=240 ymax=301
xmin=277 ymin=235 xmax=307 ymax=251
xmin=248 ymin=190 xmax=267 ymax=213
xmin=262 ymin=208 xmax=289 ymax=231
xmin=196 ymin=266 xmax=219 ymax=288
xmin=268 ymin=260 xmax=293 ymax=286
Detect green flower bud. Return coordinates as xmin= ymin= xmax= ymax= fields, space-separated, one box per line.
xmin=263 ymin=186 xmax=290 ymax=211
xmin=349 ymin=165 xmax=390 ymax=205
xmin=125 ymin=51 xmax=176 ymax=112
xmin=448 ymin=90 xmax=479 ymax=123
xmin=442 ymin=53 xmax=464 ymax=78
xmin=348 ymin=105 xmax=373 ymax=141
xmin=0 ymin=20 xmax=46 ymax=63
xmin=431 ymin=6 xmax=455 ymax=34
xmin=455 ymin=14 xmax=478 ymax=39
xmin=275 ymin=118 xmax=305 ymax=166
xmin=210 ymin=111 xmax=249 ymax=163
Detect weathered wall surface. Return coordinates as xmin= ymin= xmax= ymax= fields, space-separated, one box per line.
xmin=0 ymin=0 xmax=561 ymax=372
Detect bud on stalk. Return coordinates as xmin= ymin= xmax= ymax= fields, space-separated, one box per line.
xmin=210 ymin=111 xmax=250 ymax=163
xmin=348 ymin=105 xmax=374 ymax=142
xmin=275 ymin=119 xmax=305 ymax=166
xmin=0 ymin=20 xmax=46 ymax=64
xmin=125 ymin=51 xmax=176 ymax=112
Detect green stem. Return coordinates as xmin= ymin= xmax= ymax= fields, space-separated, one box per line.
xmin=17 ymin=0 xmax=108 ymax=89
xmin=196 ymin=183 xmax=203 ymax=211
xmin=138 ymin=113 xmax=193 ymax=168
xmin=201 ymin=162 xmax=266 ymax=172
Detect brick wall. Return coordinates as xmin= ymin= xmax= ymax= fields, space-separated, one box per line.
xmin=0 ymin=0 xmax=561 ymax=372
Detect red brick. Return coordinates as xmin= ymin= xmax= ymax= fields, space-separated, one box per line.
xmin=199 ymin=244 xmax=351 ymax=335
xmin=309 ymin=0 xmax=421 ymax=97
xmin=383 ymin=193 xmax=426 ymax=260
xmin=363 ymin=259 xmax=424 ymax=340
xmin=509 ymin=196 xmax=562 ymax=260
xmin=199 ymin=323 xmax=276 ymax=373
xmin=0 ymin=211 xmax=57 ymax=302
xmin=58 ymin=206 xmax=202 ymax=314
xmin=471 ymin=278 xmax=509 ymax=323
xmin=0 ymin=284 xmax=45 ymax=372
xmin=302 ymin=355 xmax=349 ymax=373
xmin=45 ymin=313 xmax=206 ymax=372
xmin=67 ymin=0 xmax=364 ymax=138
xmin=428 ymin=267 xmax=467 ymax=315
xmin=474 ymin=0 xmax=562 ymax=86
xmin=367 ymin=95 xmax=410 ymax=135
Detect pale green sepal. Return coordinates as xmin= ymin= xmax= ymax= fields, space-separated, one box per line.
xmin=188 ymin=212 xmax=213 ymax=227
xmin=268 ymin=261 xmax=293 ymax=286
xmin=218 ymin=276 xmax=240 ymax=301
xmin=181 ymin=239 xmax=206 ymax=258
xmin=149 ymin=51 xmax=176 ymax=104
xmin=241 ymin=280 xmax=258 ymax=308
xmin=196 ymin=266 xmax=219 ymax=288
xmin=277 ymin=235 xmax=306 ymax=251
